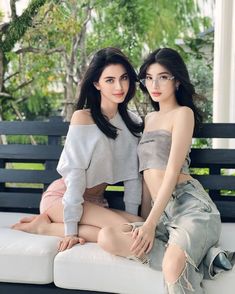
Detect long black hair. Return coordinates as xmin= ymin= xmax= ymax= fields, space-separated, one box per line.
xmin=77 ymin=47 xmax=143 ymax=138
xmin=138 ymin=48 xmax=202 ymax=132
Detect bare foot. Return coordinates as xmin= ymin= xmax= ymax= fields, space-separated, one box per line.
xmin=19 ymin=215 xmax=37 ymax=223
xmin=11 ymin=213 xmax=51 ymax=234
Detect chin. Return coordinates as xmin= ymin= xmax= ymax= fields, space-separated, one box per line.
xmin=116 ymin=98 xmax=126 ymax=104
xmin=151 ymin=97 xmax=160 ymax=103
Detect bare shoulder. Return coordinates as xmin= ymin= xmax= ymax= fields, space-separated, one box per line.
xmin=175 ymin=106 xmax=194 ymax=120
xmin=70 ymin=109 xmax=94 ymax=125
xmin=173 ymin=106 xmax=194 ymax=130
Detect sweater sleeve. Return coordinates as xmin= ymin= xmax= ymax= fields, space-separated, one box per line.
xmin=123 ymin=175 xmax=142 ymax=215
xmin=57 ymin=125 xmax=97 ymax=236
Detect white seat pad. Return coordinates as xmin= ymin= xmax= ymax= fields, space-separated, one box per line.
xmin=0 ymin=212 xmax=59 ymax=284
xmin=1 ymin=212 xmax=234 ymax=293
xmin=54 ymin=223 xmax=235 ymax=294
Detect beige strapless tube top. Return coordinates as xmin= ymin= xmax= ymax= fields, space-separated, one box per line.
xmin=137 ymin=129 xmax=191 ymax=174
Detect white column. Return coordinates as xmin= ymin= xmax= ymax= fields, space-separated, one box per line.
xmin=229 ymin=1 xmax=235 ymax=149
xmin=213 ymin=0 xmax=234 ymax=148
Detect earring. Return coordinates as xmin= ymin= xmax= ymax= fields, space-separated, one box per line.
xmin=176 ymin=84 xmax=179 ymax=91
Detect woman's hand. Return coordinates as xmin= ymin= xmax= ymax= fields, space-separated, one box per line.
xmin=130 ymin=223 xmax=155 ymax=257
xmin=58 ymin=235 xmax=85 ymax=251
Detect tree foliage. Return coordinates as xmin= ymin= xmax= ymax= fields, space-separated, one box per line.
xmin=1 ymin=0 xmax=214 ymax=121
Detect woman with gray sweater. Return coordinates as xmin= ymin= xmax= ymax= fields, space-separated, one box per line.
xmin=12 ymin=47 xmax=144 ymax=251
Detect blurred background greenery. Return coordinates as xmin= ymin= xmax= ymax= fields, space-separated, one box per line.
xmin=0 ymin=0 xmax=214 ymax=126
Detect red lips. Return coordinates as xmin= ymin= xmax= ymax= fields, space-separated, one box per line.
xmin=113 ymin=92 xmax=124 ymax=97
xmin=151 ymin=92 xmax=161 ymax=97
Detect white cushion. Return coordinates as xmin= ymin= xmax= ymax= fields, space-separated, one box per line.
xmin=0 ymin=212 xmax=234 ymax=293
xmin=0 ymin=212 xmax=59 ymax=284
xmin=54 ymin=243 xmax=163 ymax=294
xmin=54 ymin=223 xmax=235 ymax=294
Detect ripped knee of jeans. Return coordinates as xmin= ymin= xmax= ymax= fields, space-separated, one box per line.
xmin=165 ymin=249 xmax=198 ymax=293
xmin=165 ymin=262 xmax=195 ymax=293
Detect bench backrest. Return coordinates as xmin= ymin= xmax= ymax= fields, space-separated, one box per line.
xmin=0 ymin=117 xmax=235 ymax=221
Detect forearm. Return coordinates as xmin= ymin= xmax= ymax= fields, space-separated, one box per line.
xmin=60 ymin=169 xmax=86 ymax=236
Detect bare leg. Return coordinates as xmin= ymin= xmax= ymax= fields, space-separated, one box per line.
xmin=162 ymin=244 xmax=186 ymax=283
xmin=45 ymin=201 xmax=142 ymax=226
xmin=98 ymin=224 xmax=135 ymax=257
xmin=162 ymin=244 xmax=205 ymax=293
xmin=12 ymin=201 xmax=141 ymax=241
xmin=113 ymin=209 xmax=144 ymax=222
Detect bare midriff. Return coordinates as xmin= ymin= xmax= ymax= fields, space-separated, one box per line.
xmin=143 ymin=169 xmax=193 ymax=202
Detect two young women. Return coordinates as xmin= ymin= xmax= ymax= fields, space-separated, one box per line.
xmin=13 ymin=47 xmax=233 ymax=293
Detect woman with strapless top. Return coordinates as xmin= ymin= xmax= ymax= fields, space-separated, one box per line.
xmin=98 ymin=48 xmax=234 ymax=294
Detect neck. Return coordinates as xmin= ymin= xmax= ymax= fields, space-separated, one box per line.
xmin=158 ymin=97 xmax=178 ymax=113
xmin=101 ymin=102 xmax=118 ymax=120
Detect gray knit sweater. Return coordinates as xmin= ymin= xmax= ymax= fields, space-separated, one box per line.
xmin=57 ymin=111 xmax=142 ymax=236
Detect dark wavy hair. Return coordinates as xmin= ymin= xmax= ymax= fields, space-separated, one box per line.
xmin=76 ymin=47 xmax=143 ymax=138
xmin=138 ymin=48 xmax=202 ymax=132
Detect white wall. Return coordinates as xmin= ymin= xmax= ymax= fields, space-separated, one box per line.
xmin=213 ymin=0 xmax=235 ymax=148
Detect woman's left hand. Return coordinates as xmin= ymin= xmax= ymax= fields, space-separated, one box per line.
xmin=130 ymin=223 xmax=155 ymax=257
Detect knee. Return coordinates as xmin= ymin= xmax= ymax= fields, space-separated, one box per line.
xmin=162 ymin=253 xmax=186 ymax=283
xmin=97 ymin=227 xmax=119 ymax=254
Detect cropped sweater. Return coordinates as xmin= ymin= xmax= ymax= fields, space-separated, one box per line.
xmin=57 ymin=111 xmax=142 ymax=236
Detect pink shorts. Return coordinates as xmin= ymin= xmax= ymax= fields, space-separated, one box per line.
xmin=39 ymin=178 xmax=109 ymax=213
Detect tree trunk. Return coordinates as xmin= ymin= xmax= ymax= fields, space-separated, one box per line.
xmin=0 ymin=110 xmax=7 ymax=145
xmin=63 ymin=75 xmax=76 ymax=122
xmin=0 ymin=50 xmax=4 ymax=93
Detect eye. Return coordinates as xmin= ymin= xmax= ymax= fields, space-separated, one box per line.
xmin=105 ymin=78 xmax=114 ymax=83
xmin=145 ymin=76 xmax=152 ymax=80
xmin=121 ymin=75 xmax=128 ymax=81
xmin=159 ymin=75 xmax=169 ymax=80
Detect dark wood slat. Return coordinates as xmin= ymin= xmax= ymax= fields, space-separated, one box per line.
xmin=4 ymin=187 xmax=43 ymax=193
xmin=0 ymin=120 xmax=69 ymax=136
xmin=214 ymin=200 xmax=235 ymax=221
xmin=193 ymin=175 xmax=235 ymax=190
xmin=105 ymin=191 xmax=124 ymax=210
xmin=0 ymin=145 xmax=63 ymax=160
xmin=195 ymin=123 xmax=235 ymax=138
xmin=0 ymin=169 xmax=60 ymax=183
xmin=0 ymin=192 xmax=41 ymax=208
xmin=191 ymin=149 xmax=235 ymax=165
xmin=0 ymin=282 xmax=107 ymax=294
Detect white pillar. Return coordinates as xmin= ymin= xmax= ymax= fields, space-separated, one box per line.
xmin=229 ymin=1 xmax=235 ymax=149
xmin=213 ymin=0 xmax=234 ymax=148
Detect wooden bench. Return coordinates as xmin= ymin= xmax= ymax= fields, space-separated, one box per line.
xmin=0 ymin=117 xmax=235 ymax=294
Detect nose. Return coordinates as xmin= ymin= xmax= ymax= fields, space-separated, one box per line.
xmin=152 ymin=79 xmax=159 ymax=89
xmin=115 ymin=80 xmax=122 ymax=90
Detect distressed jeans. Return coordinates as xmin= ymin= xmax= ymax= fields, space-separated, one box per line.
xmin=126 ymin=179 xmax=234 ymax=293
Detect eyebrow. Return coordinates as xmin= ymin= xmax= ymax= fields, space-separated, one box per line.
xmin=103 ymin=73 xmax=128 ymax=79
xmin=146 ymin=71 xmax=170 ymax=76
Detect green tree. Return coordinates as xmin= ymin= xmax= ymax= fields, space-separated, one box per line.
xmin=0 ymin=0 xmax=51 ymax=121
xmin=2 ymin=0 xmax=214 ymax=121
